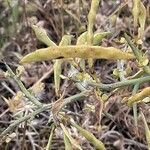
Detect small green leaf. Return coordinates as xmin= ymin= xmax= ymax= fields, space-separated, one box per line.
xmin=76 ymin=31 xmax=87 ymax=45
xmin=32 ymin=25 xmax=56 ymax=46
xmin=93 ymin=32 xmax=110 ymax=46
xmin=59 ymin=35 xmax=73 ymax=46
xmin=125 ymin=64 xmax=132 ymax=76
xmin=113 ymin=68 xmax=120 ymax=78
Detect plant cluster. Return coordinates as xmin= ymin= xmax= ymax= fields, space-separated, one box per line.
xmin=0 ymin=0 xmax=150 ymax=149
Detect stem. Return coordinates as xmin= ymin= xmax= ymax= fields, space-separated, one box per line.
xmin=0 ymin=91 xmax=89 ymax=139
xmin=63 ymin=90 xmax=90 ymax=107
xmin=88 ymin=75 xmax=150 ymax=91
xmin=132 ymin=84 xmax=139 ymax=127
xmin=0 ymin=104 xmax=51 ymax=139
xmin=5 ymin=64 xmax=43 ymax=107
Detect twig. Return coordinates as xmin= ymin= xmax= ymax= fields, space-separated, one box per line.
xmin=124 ymin=138 xmax=148 ymax=149
xmin=132 ymin=84 xmax=139 ymax=127
xmin=26 ymin=131 xmax=36 ymax=150
xmin=0 ymin=91 xmax=89 ymax=139
xmin=0 ymin=104 xmax=51 ymax=140
xmin=0 ymin=108 xmax=9 ymax=118
xmin=63 ymin=90 xmax=90 ymax=106
xmin=5 ymin=64 xmax=43 ymax=107
xmin=88 ymin=75 xmax=150 ymax=91
xmin=1 ymin=81 xmax=16 ymax=95
xmin=21 ymin=121 xmax=27 ymax=150
xmin=33 ymin=67 xmax=53 ymax=86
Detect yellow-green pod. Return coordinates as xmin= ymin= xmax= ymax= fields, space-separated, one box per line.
xmin=138 ymin=2 xmax=146 ymax=38
xmin=87 ymin=0 xmax=100 ymax=44
xmin=132 ymin=0 xmax=140 ymax=28
xmin=54 ymin=60 xmax=62 ymax=96
xmin=20 ymin=46 xmax=135 ymax=64
xmin=127 ymin=87 xmax=150 ymax=106
xmin=73 ymin=123 xmax=106 ymax=150
xmin=76 ymin=31 xmax=110 ymax=69
xmin=87 ymin=0 xmax=101 ymax=68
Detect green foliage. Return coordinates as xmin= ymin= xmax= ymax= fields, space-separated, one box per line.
xmin=1 ymin=0 xmax=150 ymax=149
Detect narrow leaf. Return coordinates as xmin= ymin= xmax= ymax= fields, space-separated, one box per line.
xmin=59 ymin=35 xmax=73 ymax=46
xmin=32 ymin=25 xmax=56 ymax=46
xmin=76 ymin=32 xmax=87 ymax=45
xmin=60 ymin=123 xmax=82 ymax=150
xmin=64 ymin=134 xmax=73 ymax=150
xmin=93 ymin=32 xmax=110 ymax=46
xmin=73 ymin=123 xmax=106 ymax=150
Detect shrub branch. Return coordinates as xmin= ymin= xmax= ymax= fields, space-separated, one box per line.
xmin=5 ymin=64 xmax=43 ymax=107
xmin=88 ymin=75 xmax=150 ymax=90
